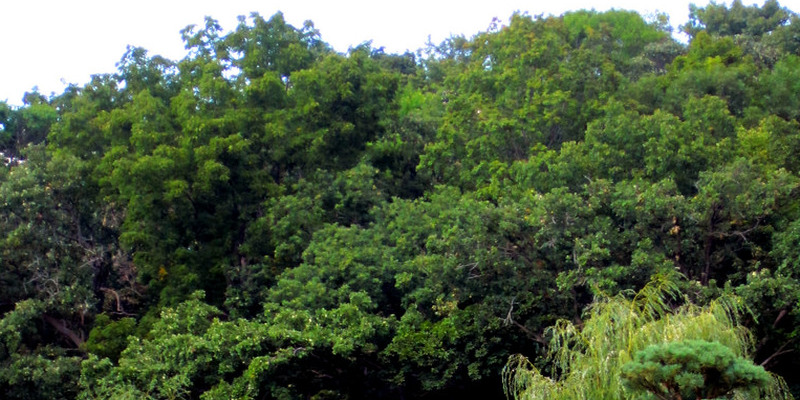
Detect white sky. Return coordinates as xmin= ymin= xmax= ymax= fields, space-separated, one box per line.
xmin=0 ymin=0 xmax=787 ymax=106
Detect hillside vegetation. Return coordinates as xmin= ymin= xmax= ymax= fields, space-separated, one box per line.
xmin=2 ymin=1 xmax=800 ymax=398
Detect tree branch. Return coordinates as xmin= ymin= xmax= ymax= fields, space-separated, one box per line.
xmin=100 ymin=287 xmax=124 ymax=313
xmin=772 ymin=308 xmax=788 ymax=329
xmin=759 ymin=341 xmax=794 ymax=368
xmin=43 ymin=314 xmax=85 ymax=348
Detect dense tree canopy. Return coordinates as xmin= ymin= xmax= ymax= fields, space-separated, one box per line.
xmin=2 ymin=3 xmax=800 ymax=399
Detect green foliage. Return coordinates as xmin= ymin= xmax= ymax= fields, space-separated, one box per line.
xmin=4 ymin=2 xmax=800 ymax=399
xmin=622 ymin=340 xmax=770 ymax=399
xmin=759 ymin=55 xmax=800 ymax=120
xmin=683 ymin=0 xmax=793 ymax=38
xmin=503 ymin=275 xmax=792 ymax=400
xmin=0 ymin=300 xmax=82 ymax=400
xmin=79 ymin=292 xmax=231 ymax=399
xmin=418 ymin=10 xmax=669 ymax=189
xmin=1 ymin=349 xmax=82 ymax=400
xmin=0 ymin=92 xmax=57 ymax=157
xmin=84 ymin=314 xmax=136 ymax=362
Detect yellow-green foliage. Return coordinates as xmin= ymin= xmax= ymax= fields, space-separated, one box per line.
xmin=503 ymin=274 xmax=793 ymax=400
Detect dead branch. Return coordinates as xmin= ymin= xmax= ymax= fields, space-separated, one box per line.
xmin=100 ymin=287 xmax=124 ymax=313
xmin=43 ymin=315 xmax=85 ymax=348
xmin=760 ymin=341 xmax=794 ymax=368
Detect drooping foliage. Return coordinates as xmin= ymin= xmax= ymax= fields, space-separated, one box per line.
xmin=503 ymin=275 xmax=790 ymax=399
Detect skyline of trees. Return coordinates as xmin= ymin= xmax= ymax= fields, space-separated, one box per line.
xmin=2 ymin=1 xmax=800 ymax=398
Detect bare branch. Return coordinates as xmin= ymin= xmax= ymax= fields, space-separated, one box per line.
xmin=43 ymin=315 xmax=85 ymax=349
xmin=760 ymin=341 xmax=794 ymax=368
xmin=100 ymin=287 xmax=124 ymax=313
xmin=772 ymin=309 xmax=788 ymax=329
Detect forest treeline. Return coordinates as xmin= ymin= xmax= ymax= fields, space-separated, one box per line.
xmin=2 ymin=1 xmax=800 ymax=398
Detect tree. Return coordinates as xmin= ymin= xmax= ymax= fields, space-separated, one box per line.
xmin=503 ymin=275 xmax=792 ymax=400
xmin=0 ymin=93 xmax=57 ymax=159
xmin=622 ymin=340 xmax=770 ymax=400
xmin=4 ymin=4 xmax=800 ymax=398
xmin=683 ymin=0 xmax=792 ymax=38
xmin=0 ymin=147 xmax=115 ymax=399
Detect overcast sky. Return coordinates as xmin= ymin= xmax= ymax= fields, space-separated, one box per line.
xmin=0 ymin=0 xmax=783 ymax=105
